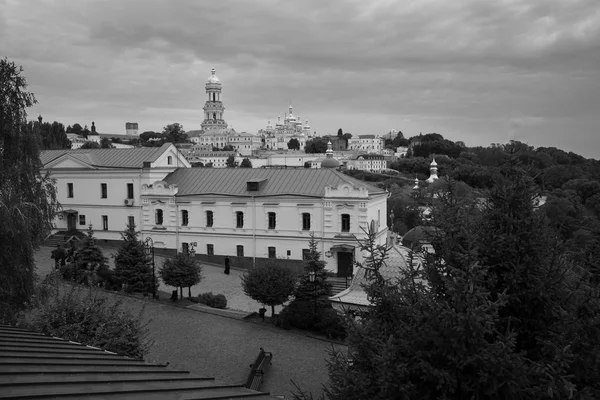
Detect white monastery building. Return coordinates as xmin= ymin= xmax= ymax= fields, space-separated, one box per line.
xmin=41 ymin=145 xmax=388 ymax=276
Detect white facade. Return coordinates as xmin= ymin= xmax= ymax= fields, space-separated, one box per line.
xmin=347 ymin=135 xmax=385 ymax=153
xmin=141 ymin=169 xmax=388 ymax=275
xmin=41 ymin=144 xmax=191 ymax=241
xmin=346 ymin=154 xmax=387 ymax=172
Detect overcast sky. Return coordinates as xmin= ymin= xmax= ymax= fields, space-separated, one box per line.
xmin=2 ymin=0 xmax=599 ymax=158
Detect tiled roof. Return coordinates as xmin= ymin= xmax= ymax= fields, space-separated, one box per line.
xmin=0 ymin=324 xmax=278 ymax=399
xmin=329 ymin=245 xmax=423 ymax=308
xmin=40 ymin=143 xmax=170 ymax=168
xmin=164 ymin=168 xmax=387 ymax=198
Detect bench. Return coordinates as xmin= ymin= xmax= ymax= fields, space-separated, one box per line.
xmin=245 ymin=347 xmax=273 ymax=391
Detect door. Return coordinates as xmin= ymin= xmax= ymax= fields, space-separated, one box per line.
xmin=67 ymin=213 xmax=77 ymax=231
xmin=337 ymin=251 xmax=354 ymax=278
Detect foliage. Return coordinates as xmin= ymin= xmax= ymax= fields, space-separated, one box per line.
xmin=159 ymin=253 xmax=202 ymax=298
xmin=80 ymin=141 xmax=101 ymax=149
xmin=0 ymin=58 xmax=59 ymax=322
xmin=66 ymin=123 xmax=84 ymax=136
xmin=196 ymin=292 xmax=227 ymax=309
xmin=162 ymin=123 xmax=188 ymax=143
xmin=191 ymin=161 xmax=204 ymax=167
xmin=70 ymin=226 xmax=109 ymax=285
xmin=27 ymin=120 xmax=70 ymax=150
xmin=100 ymin=137 xmax=113 ymax=148
xmin=226 ymin=155 xmax=238 ymax=167
xmin=240 ymin=158 xmax=252 ymax=168
xmin=113 ymin=223 xmax=152 ymax=293
xmin=305 ymin=138 xmax=328 ymax=153
xmin=282 ymin=234 xmax=333 ymax=330
xmin=318 ymin=162 xmax=600 ymax=399
xmin=241 ymin=262 xmax=297 ymax=316
xmin=287 ymin=138 xmax=300 ymax=150
xmin=21 ymin=286 xmax=152 ymax=359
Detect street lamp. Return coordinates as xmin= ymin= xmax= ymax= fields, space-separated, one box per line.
xmin=144 ymin=237 xmax=157 ymax=299
xmin=308 ymin=270 xmax=316 ymax=314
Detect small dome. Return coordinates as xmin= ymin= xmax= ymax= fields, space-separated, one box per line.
xmin=207 ymin=67 xmax=221 ymax=84
xmin=430 ymin=157 xmax=437 ymax=167
xmin=321 ymin=157 xmax=340 ymax=168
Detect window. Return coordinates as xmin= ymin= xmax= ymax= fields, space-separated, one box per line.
xmin=182 ymin=242 xmax=189 ymax=255
xmin=181 ymin=210 xmax=189 ymax=226
xmin=167 ymin=156 xmax=173 ymax=165
xmin=102 ymin=215 xmax=108 ymax=231
xmin=79 ymin=215 xmax=86 ymax=225
xmin=128 ymin=216 xmax=134 ymax=227
xmin=287 ymin=250 xmax=291 ymax=257
xmin=302 ymin=213 xmax=311 ymax=230
xmin=207 ymin=244 xmax=214 ymax=256
xmin=101 ymin=183 xmax=107 ymax=199
xmin=341 ymin=214 xmax=350 ymax=232
xmin=155 ymin=209 xmax=163 ymax=225
xmin=268 ymin=246 xmax=276 ymax=259
xmin=302 ymin=249 xmax=310 ymax=260
xmin=236 ymin=211 xmax=244 ymax=228
xmin=237 ymin=245 xmax=244 ymax=257
xmin=127 ymin=183 xmax=134 ymax=199
xmin=268 ymin=212 xmax=276 ymax=229
xmin=206 ymin=211 xmax=213 ymax=227
xmin=67 ymin=183 xmax=73 ymax=198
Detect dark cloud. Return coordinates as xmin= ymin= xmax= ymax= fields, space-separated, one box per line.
xmin=1 ymin=0 xmax=599 ymax=158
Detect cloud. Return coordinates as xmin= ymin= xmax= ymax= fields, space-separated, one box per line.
xmin=1 ymin=0 xmax=599 ymax=158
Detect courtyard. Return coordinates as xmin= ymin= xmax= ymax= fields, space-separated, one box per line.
xmin=34 ymin=245 xmax=343 ymax=397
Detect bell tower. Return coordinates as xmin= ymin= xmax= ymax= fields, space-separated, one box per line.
xmin=201 ymin=67 xmax=227 ymax=131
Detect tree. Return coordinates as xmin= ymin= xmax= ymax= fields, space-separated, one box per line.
xmin=0 ymin=58 xmax=58 ymax=322
xmin=162 ymin=123 xmax=188 ymax=143
xmin=67 ymin=123 xmax=84 ymax=136
xmin=241 ymin=263 xmax=296 ymax=316
xmin=337 ymin=128 xmax=343 ymax=137
xmin=159 ymin=253 xmax=203 ymax=299
xmin=205 ymin=162 xmax=214 ymax=168
xmin=305 ymin=138 xmax=328 ymax=153
xmin=191 ymin=161 xmax=205 ymax=167
xmin=226 ymin=155 xmax=238 ymax=168
xmin=80 ymin=141 xmax=101 ymax=149
xmin=29 ymin=120 xmax=70 ymax=150
xmin=100 ymin=137 xmax=113 ymax=148
xmin=113 ymin=222 xmax=152 ymax=293
xmin=70 ymin=225 xmax=109 ymax=285
xmin=318 ymin=164 xmax=600 ymax=399
xmin=287 ymin=138 xmax=300 ymax=150
xmin=240 ymin=158 xmax=252 ymax=168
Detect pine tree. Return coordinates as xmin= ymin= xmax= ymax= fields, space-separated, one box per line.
xmin=113 ymin=223 xmax=152 ymax=293
xmin=293 ymin=233 xmax=332 ymax=301
xmin=71 ymin=225 xmax=109 ymax=285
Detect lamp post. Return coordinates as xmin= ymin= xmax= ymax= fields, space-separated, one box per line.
xmin=145 ymin=237 xmax=157 ymax=299
xmin=309 ymin=270 xmax=316 ymax=314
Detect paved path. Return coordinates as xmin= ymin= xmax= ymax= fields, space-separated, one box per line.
xmin=34 ymin=246 xmax=341 ymax=397
xmin=36 ymin=245 xmax=282 ymax=314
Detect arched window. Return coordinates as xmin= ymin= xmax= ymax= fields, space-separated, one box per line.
xmin=155 ymin=209 xmax=163 ymax=225
xmin=212 ymin=93 xmax=216 ymax=101
xmin=213 ymin=112 xmax=217 ymax=121
xmin=341 ymin=214 xmax=350 ymax=232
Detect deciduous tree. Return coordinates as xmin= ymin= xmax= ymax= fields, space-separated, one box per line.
xmin=226 ymin=155 xmax=238 ymax=168
xmin=287 ymin=138 xmax=300 ymax=150
xmin=159 ymin=253 xmax=202 ymax=299
xmin=241 ymin=263 xmax=296 ymax=316
xmin=240 ymin=158 xmax=252 ymax=168
xmin=0 ymin=58 xmax=58 ymax=321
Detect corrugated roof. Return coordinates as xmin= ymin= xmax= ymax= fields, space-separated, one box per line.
xmin=0 ymin=324 xmax=277 ymax=399
xmin=165 ymin=168 xmax=386 ymax=198
xmin=40 ymin=143 xmax=170 ymax=168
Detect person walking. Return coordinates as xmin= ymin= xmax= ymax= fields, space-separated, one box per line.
xmin=224 ymin=256 xmax=230 ymax=275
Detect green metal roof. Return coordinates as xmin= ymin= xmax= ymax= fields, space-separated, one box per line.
xmin=164 ymin=168 xmax=387 ymax=198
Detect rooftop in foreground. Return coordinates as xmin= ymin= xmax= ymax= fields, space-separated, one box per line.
xmin=0 ymin=324 xmax=278 ymax=399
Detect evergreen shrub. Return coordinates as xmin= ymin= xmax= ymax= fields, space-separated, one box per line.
xmin=197 ymin=292 xmax=227 ymax=309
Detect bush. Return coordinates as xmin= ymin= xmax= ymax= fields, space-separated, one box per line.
xmin=281 ymin=300 xmax=319 ymax=330
xmin=316 ymin=308 xmax=346 ymax=340
xmin=20 ymin=286 xmax=151 ymax=358
xmin=196 ymin=292 xmax=227 ymax=309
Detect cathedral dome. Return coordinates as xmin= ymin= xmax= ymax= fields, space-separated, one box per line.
xmin=207 ymin=67 xmax=221 ymax=84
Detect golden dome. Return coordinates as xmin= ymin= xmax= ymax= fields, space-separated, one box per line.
xmin=207 ymin=67 xmax=221 ymax=84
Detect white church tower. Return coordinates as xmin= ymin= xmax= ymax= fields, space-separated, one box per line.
xmin=201 ymin=68 xmax=227 ymax=131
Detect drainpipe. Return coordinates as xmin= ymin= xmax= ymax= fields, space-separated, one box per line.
xmin=175 ymin=196 xmax=179 ymax=254
xmin=252 ymin=196 xmax=256 ymax=268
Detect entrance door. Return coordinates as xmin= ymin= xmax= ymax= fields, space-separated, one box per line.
xmin=337 ymin=251 xmax=354 ymax=278
xmin=67 ymin=213 xmax=77 ymax=231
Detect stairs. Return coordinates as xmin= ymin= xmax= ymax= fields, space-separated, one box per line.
xmin=329 ymin=277 xmax=352 ymax=296
xmin=43 ymin=232 xmax=67 ymax=247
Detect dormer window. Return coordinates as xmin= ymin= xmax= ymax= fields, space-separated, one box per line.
xmin=167 ymin=156 xmax=173 ymax=165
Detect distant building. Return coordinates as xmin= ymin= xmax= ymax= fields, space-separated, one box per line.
xmin=125 ymin=122 xmax=139 ymax=136
xmin=346 ymin=154 xmax=386 ymax=172
xmin=347 ymin=135 xmax=385 ymax=153
xmin=201 ymin=68 xmax=227 ymax=132
xmin=261 ymin=105 xmax=313 ymax=150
